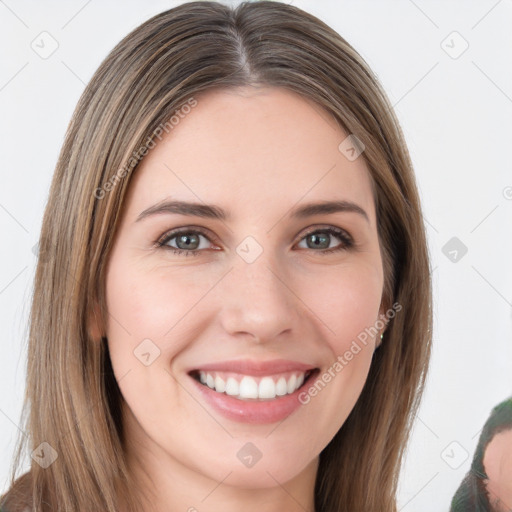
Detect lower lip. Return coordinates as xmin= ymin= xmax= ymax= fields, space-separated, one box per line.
xmin=189 ymin=371 xmax=318 ymax=424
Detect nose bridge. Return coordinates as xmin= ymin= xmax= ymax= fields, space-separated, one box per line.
xmin=217 ymin=242 xmax=299 ymax=342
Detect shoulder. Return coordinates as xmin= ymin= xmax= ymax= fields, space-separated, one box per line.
xmin=0 ymin=471 xmax=32 ymax=512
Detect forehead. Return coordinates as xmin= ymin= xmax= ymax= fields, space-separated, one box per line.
xmin=124 ymin=86 xmax=376 ymax=225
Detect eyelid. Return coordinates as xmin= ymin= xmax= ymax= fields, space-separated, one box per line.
xmin=297 ymin=224 xmax=353 ymax=244
xmin=155 ymin=226 xmax=219 ymax=248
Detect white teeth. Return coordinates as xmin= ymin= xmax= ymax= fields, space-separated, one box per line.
xmin=275 ymin=377 xmax=288 ymax=396
xmin=214 ymin=375 xmax=226 ymax=393
xmin=206 ymin=373 xmax=215 ymax=389
xmin=239 ymin=376 xmax=259 ymax=399
xmin=225 ymin=377 xmax=239 ymax=396
xmin=196 ymin=370 xmax=310 ymax=400
xmin=258 ymin=377 xmax=276 ymax=399
xmin=287 ymin=374 xmax=297 ymax=394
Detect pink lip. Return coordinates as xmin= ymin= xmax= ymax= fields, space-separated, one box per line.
xmin=187 ymin=360 xmax=320 ymax=424
xmin=188 ymin=358 xmax=316 ymax=377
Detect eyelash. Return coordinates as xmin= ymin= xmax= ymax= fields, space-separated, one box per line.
xmin=155 ymin=226 xmax=354 ymax=257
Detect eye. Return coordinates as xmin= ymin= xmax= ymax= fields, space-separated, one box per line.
xmin=156 ymin=225 xmax=354 ymax=257
xmin=156 ymin=227 xmax=216 ymax=257
xmin=295 ymin=226 xmax=353 ymax=254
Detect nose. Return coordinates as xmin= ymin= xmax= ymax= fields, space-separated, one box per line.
xmin=217 ymin=250 xmax=301 ymax=344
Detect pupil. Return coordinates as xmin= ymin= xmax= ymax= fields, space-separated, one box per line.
xmin=309 ymin=233 xmax=328 ymax=249
xmin=178 ymin=234 xmax=198 ymax=250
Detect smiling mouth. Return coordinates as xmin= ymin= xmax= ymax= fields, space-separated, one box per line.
xmin=189 ymin=368 xmax=318 ymax=401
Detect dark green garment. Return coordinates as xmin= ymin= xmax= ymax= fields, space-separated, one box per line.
xmin=450 ymin=397 xmax=512 ymax=511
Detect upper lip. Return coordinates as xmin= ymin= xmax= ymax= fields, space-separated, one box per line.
xmin=188 ymin=359 xmax=317 ymax=376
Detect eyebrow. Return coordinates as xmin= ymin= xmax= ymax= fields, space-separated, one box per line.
xmin=136 ymin=199 xmax=369 ymax=223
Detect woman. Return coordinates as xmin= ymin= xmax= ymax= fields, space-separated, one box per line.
xmin=0 ymin=1 xmax=432 ymax=511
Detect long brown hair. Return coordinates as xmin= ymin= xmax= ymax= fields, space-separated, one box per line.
xmin=1 ymin=2 xmax=432 ymax=511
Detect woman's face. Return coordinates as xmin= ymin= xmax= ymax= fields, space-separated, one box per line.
xmin=102 ymin=86 xmax=385 ymax=491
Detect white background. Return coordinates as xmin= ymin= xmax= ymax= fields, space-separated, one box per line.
xmin=1 ymin=1 xmax=511 ymax=510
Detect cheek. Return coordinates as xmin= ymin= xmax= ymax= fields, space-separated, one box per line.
xmin=302 ymin=260 xmax=384 ymax=350
xmin=103 ymin=256 xmax=202 ymax=428
xmin=104 ymin=256 xmax=202 ymax=352
xmin=103 ymin=255 xmax=227 ymax=404
xmin=294 ymin=262 xmax=383 ymax=437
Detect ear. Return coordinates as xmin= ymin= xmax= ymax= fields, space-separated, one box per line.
xmin=87 ymin=299 xmax=105 ymax=342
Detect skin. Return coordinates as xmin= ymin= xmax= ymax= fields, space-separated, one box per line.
xmin=483 ymin=429 xmax=512 ymax=512
xmin=95 ymin=86 xmax=386 ymax=512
